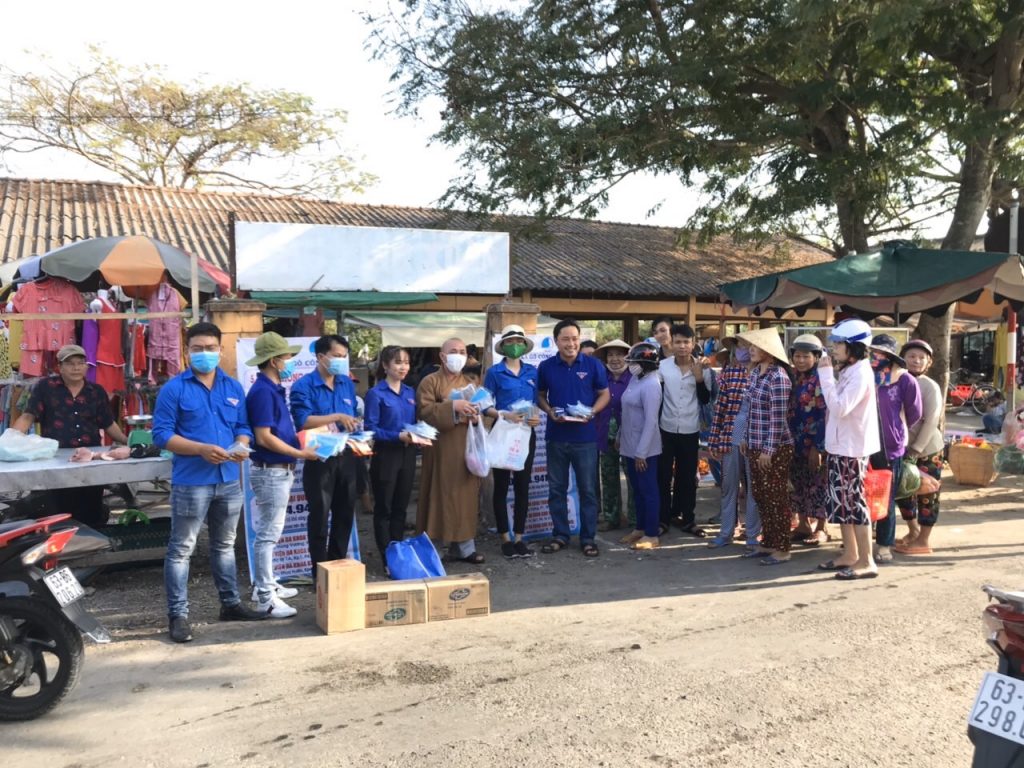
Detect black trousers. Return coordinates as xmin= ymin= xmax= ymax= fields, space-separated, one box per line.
xmin=303 ymin=450 xmax=357 ymax=571
xmin=369 ymin=442 xmax=416 ymax=559
xmin=658 ymin=430 xmax=700 ymax=527
xmin=492 ymin=430 xmax=537 ymax=536
xmin=45 ymin=485 xmax=106 ymax=528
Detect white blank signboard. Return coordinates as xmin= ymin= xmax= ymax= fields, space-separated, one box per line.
xmin=235 ymin=221 xmax=510 ymax=294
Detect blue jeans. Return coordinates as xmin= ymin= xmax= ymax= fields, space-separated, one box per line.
xmin=717 ymin=445 xmax=761 ymax=546
xmin=250 ymin=466 xmax=294 ymax=600
xmin=165 ymin=482 xmax=244 ymax=618
xmin=547 ymin=441 xmax=599 ymax=546
xmin=624 ymin=455 xmax=661 ymax=537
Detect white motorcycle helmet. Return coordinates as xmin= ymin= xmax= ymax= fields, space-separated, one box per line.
xmin=828 ymin=318 xmax=873 ymax=345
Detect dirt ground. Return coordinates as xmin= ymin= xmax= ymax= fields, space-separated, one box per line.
xmin=7 ymin=411 xmax=1024 ymax=767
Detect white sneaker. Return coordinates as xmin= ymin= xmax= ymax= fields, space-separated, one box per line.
xmin=251 ymin=582 xmax=298 ymax=601
xmin=256 ymin=593 xmax=297 ymax=619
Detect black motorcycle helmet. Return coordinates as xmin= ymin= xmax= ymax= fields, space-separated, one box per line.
xmin=626 ymin=342 xmax=660 ymax=374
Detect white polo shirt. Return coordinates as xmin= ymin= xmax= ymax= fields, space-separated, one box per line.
xmin=658 ymin=357 xmax=713 ymax=435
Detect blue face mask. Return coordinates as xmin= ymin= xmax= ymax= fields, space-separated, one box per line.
xmin=279 ymin=359 xmax=298 ymax=379
xmin=734 ymin=347 xmax=751 ymax=364
xmin=326 ymin=356 xmax=350 ymax=378
xmin=190 ymin=350 xmax=220 ymax=374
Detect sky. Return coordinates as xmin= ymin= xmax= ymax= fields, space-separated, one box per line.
xmin=0 ymin=0 xmax=701 ymax=229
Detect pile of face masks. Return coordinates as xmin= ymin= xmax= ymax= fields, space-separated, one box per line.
xmin=566 ymin=401 xmax=595 ymax=419
xmin=404 ymin=421 xmax=439 ymax=445
xmin=507 ymin=398 xmax=539 ymax=420
xmin=448 ymin=384 xmax=495 ymax=412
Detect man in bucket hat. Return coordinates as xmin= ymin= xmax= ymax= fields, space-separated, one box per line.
xmin=245 ymin=332 xmax=320 ymax=619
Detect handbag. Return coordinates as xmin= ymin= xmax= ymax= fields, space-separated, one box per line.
xmin=385 ymin=533 xmax=446 ymax=580
xmin=864 ymin=466 xmax=892 ymax=521
xmin=868 ymin=392 xmax=891 ymax=471
xmin=487 ymin=416 xmax=531 ymax=471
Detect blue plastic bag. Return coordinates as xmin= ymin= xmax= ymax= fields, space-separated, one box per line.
xmin=385 ymin=533 xmax=446 ymax=580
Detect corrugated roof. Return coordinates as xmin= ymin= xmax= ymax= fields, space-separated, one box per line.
xmin=0 ymin=177 xmax=831 ymax=298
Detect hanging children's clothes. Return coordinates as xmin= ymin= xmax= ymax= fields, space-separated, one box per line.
xmin=11 ymin=277 xmax=84 ymax=376
xmin=146 ymin=282 xmax=182 ymax=376
xmin=131 ymin=323 xmax=147 ymax=378
xmin=95 ymin=294 xmax=126 ymax=395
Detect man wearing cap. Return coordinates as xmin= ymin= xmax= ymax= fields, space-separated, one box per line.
xmin=245 ymin=332 xmax=320 ymax=618
xmin=13 ymin=344 xmax=129 ymax=527
xmin=154 ymin=322 xmax=263 ymax=643
xmin=483 ymin=325 xmax=541 ymax=558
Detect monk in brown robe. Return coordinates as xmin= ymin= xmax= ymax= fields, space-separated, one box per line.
xmin=415 ymin=338 xmax=485 ymax=564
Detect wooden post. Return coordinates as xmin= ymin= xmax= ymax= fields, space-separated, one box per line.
xmin=190 ymin=249 xmax=200 ymax=324
xmin=686 ymin=295 xmax=697 ymax=328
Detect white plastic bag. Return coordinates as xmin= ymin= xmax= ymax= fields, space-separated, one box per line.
xmin=464 ymin=419 xmax=491 ymax=477
xmin=0 ymin=428 xmax=59 ymax=462
xmin=487 ymin=416 xmax=531 ymax=471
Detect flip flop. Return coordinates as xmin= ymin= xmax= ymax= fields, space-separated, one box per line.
xmin=707 ymin=538 xmax=731 ymax=549
xmin=893 ymin=545 xmax=933 ymax=555
xmin=835 ymin=568 xmax=879 ymax=580
xmin=741 ymin=549 xmax=771 ymax=559
xmin=817 ymin=560 xmax=851 ymax=571
xmin=541 ymin=539 xmax=568 ymax=554
xmin=760 ymin=555 xmax=791 ymax=566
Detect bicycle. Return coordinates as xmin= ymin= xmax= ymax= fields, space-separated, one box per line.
xmin=947 ymin=368 xmax=999 ymax=416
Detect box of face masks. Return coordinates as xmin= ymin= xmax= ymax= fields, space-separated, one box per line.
xmin=364 ymin=579 xmax=428 ymax=628
xmin=316 ymin=559 xmax=366 ymax=634
xmin=423 ymin=573 xmax=491 ymax=622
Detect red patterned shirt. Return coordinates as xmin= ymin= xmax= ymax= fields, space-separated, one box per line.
xmin=26 ymin=376 xmax=115 ymax=448
xmin=708 ymin=364 xmax=749 ymax=453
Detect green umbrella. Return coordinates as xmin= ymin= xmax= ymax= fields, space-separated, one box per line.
xmin=720 ymin=241 xmax=1024 ymax=317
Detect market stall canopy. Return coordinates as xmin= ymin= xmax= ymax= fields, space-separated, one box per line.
xmin=251 ymin=290 xmax=437 ymax=308
xmin=0 ymin=255 xmax=41 ymax=287
xmin=720 ymin=242 xmax=1024 ymax=317
xmin=39 ymin=236 xmax=218 ymax=295
xmin=345 ymin=312 xmax=559 ymax=348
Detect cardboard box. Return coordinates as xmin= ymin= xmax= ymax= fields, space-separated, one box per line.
xmin=316 ymin=559 xmax=366 ymax=634
xmin=364 ymin=579 xmax=428 ymax=628
xmin=423 ymin=573 xmax=491 ymax=622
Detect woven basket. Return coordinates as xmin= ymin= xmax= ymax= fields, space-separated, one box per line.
xmin=948 ymin=443 xmax=998 ymax=486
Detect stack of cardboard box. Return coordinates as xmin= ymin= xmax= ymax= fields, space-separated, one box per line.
xmin=316 ymin=559 xmax=490 ymax=634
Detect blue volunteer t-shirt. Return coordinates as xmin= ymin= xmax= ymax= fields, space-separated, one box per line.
xmin=483 ymin=359 xmax=538 ymax=411
xmin=537 ymin=352 xmax=608 ymax=443
xmin=245 ymin=372 xmax=299 ymax=464
xmin=363 ymin=379 xmax=417 ymax=444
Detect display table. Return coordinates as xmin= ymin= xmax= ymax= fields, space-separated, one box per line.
xmin=0 ymin=449 xmax=171 ymax=493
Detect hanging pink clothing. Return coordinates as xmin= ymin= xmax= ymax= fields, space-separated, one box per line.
xmin=95 ymin=296 xmax=125 ymax=396
xmin=11 ymin=278 xmax=84 ymax=376
xmin=146 ymin=282 xmax=182 ymax=376
xmin=131 ymin=324 xmax=147 ymax=378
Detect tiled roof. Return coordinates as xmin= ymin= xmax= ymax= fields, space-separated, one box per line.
xmin=0 ymin=177 xmax=831 ymax=298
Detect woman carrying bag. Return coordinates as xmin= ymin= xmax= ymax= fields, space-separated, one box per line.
xmin=816 ymin=319 xmax=881 ymax=580
xmin=867 ymin=334 xmax=922 ymax=564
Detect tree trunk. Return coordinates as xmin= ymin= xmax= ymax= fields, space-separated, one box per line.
xmin=916 ymin=140 xmax=998 ymax=414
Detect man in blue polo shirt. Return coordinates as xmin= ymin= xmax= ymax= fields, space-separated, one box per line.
xmin=289 ymin=334 xmax=361 ymax=578
xmin=537 ymin=318 xmax=610 ymax=557
xmin=153 ymin=322 xmax=263 ymax=644
xmin=244 ymin=332 xmax=321 ymax=619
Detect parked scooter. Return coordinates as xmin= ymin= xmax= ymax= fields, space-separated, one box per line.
xmin=0 ymin=513 xmax=110 ymax=721
xmin=968 ymin=585 xmax=1024 ymax=766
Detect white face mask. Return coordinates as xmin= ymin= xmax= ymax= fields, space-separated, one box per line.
xmin=445 ymin=353 xmax=467 ymax=374
xmin=628 ymin=363 xmax=643 ymax=377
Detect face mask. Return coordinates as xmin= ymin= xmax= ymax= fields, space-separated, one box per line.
xmin=445 ymin=353 xmax=467 ymax=374
xmin=504 ymin=343 xmax=527 ymax=359
xmin=734 ymin=347 xmax=751 ymax=363
xmin=628 ymin=363 xmax=643 ymax=377
xmin=190 ymin=351 xmax=220 ymax=374
xmin=326 ymin=356 xmax=350 ymax=377
xmin=278 ymin=359 xmax=298 ymax=379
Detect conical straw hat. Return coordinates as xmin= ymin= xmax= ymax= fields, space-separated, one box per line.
xmin=736 ymin=328 xmax=789 ymax=366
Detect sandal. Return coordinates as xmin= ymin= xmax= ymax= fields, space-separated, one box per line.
xmin=680 ymin=524 xmax=707 ymax=539
xmin=802 ymin=531 xmax=829 ymax=546
xmin=582 ymin=543 xmax=600 ymax=558
xmin=458 ymin=552 xmax=485 ymax=565
xmin=541 ymin=539 xmax=568 ymax=554
xmin=631 ymin=536 xmax=659 ymax=550
xmin=619 ymin=530 xmax=644 ymax=545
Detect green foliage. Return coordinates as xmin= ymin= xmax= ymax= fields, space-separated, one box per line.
xmin=0 ymin=48 xmax=375 ymax=197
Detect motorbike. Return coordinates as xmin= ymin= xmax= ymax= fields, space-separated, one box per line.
xmin=0 ymin=513 xmax=110 ymax=721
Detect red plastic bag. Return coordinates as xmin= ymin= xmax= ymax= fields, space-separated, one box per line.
xmin=864 ymin=467 xmax=892 ymax=521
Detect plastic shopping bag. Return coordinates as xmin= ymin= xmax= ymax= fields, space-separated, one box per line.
xmin=864 ymin=467 xmax=892 ymax=521
xmin=385 ymin=533 xmax=447 ymax=580
xmin=487 ymin=416 xmax=531 ymax=471
xmin=465 ymin=419 xmax=491 ymax=477
xmin=0 ymin=428 xmax=59 ymax=462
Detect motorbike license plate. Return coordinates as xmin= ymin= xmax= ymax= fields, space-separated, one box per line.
xmin=43 ymin=567 xmax=85 ymax=608
xmin=969 ymin=671 xmax=1024 ymax=746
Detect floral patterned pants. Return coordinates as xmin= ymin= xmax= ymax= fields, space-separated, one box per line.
xmin=750 ymin=444 xmax=794 ymax=552
xmin=895 ymin=451 xmax=943 ymax=527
